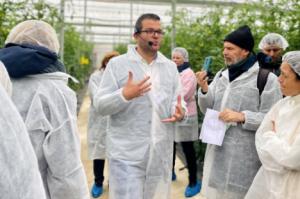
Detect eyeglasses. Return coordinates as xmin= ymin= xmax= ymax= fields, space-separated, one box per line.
xmin=140 ymin=29 xmax=164 ymax=36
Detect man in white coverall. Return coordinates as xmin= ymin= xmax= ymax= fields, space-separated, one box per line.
xmin=196 ymin=25 xmax=282 ymax=199
xmin=94 ymin=13 xmax=186 ymax=199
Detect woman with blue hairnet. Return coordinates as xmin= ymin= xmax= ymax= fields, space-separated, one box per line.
xmin=245 ymin=51 xmax=300 ymax=199
xmin=0 ymin=20 xmax=89 ymax=199
xmin=171 ymin=47 xmax=201 ymax=197
xmin=0 ymin=61 xmax=46 ymax=199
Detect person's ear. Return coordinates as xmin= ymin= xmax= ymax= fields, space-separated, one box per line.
xmin=241 ymin=49 xmax=250 ymax=58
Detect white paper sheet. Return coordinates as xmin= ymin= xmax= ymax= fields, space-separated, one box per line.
xmin=200 ymin=108 xmax=226 ymax=146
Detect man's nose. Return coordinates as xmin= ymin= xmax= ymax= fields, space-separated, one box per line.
xmin=269 ymin=50 xmax=275 ymax=57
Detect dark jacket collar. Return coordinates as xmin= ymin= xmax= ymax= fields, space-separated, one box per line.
xmin=0 ymin=43 xmax=65 ymax=78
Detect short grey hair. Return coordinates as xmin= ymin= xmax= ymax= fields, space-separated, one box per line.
xmin=172 ymin=47 xmax=189 ymax=62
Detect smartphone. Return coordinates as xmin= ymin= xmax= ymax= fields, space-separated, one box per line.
xmin=202 ymin=56 xmax=212 ymax=72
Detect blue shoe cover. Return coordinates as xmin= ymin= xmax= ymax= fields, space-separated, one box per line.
xmin=172 ymin=171 xmax=177 ymax=181
xmin=184 ymin=181 xmax=201 ymax=197
xmin=91 ymin=184 xmax=103 ymax=198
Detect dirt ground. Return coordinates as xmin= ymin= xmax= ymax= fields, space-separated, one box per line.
xmin=77 ymin=93 xmax=206 ymax=199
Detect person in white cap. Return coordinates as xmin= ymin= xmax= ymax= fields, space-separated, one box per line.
xmin=246 ymin=51 xmax=300 ymax=199
xmin=171 ymin=47 xmax=200 ymax=198
xmin=257 ymin=33 xmax=289 ymax=76
xmin=0 ymin=20 xmax=89 ymax=199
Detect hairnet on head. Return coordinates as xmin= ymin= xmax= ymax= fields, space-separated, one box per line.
xmin=282 ymin=51 xmax=300 ymax=76
xmin=5 ymin=20 xmax=60 ymax=54
xmin=172 ymin=47 xmax=189 ymax=62
xmin=258 ymin=33 xmax=289 ymax=50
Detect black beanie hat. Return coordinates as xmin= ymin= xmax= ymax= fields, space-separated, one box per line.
xmin=224 ymin=25 xmax=254 ymax=52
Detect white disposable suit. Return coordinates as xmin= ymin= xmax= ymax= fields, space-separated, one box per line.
xmin=198 ymin=63 xmax=282 ymax=199
xmin=11 ymin=72 xmax=89 ymax=199
xmin=94 ymin=46 xmax=184 ymax=199
xmin=87 ymin=69 xmax=107 ymax=159
xmin=245 ymin=91 xmax=300 ymax=199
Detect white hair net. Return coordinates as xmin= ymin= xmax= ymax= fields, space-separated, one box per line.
xmin=172 ymin=47 xmax=189 ymax=62
xmin=258 ymin=33 xmax=289 ymax=50
xmin=282 ymin=51 xmax=300 ymax=76
xmin=5 ymin=20 xmax=60 ymax=54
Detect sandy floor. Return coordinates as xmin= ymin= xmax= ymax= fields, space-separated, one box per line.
xmin=77 ymin=93 xmax=206 ymax=199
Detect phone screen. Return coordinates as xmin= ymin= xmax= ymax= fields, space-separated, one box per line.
xmin=203 ymin=56 xmax=212 ymax=72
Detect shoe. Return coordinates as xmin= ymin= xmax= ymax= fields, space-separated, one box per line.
xmin=172 ymin=171 xmax=177 ymax=181
xmin=91 ymin=184 xmax=103 ymax=198
xmin=184 ymin=181 xmax=201 ymax=197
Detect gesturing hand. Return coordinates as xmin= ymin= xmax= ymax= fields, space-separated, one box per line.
xmin=162 ymin=95 xmax=185 ymax=123
xmin=122 ymin=71 xmax=151 ymax=100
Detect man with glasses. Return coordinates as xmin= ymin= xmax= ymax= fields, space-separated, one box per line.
xmin=94 ymin=13 xmax=185 ymax=199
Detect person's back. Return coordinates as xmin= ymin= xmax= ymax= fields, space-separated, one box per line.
xmin=0 ymin=20 xmax=89 ymax=199
xmin=11 ymin=73 xmax=88 ymax=198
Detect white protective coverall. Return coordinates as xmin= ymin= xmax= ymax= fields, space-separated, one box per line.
xmin=198 ymin=63 xmax=282 ymax=199
xmin=0 ymin=66 xmax=46 ymax=199
xmin=87 ymin=69 xmax=107 ymax=159
xmin=245 ymin=94 xmax=300 ymax=199
xmin=94 ymin=46 xmax=184 ymax=199
xmin=11 ymin=72 xmax=89 ymax=199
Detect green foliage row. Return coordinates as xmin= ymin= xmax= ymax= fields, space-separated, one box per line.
xmin=0 ymin=0 xmax=94 ymax=91
xmin=161 ymin=0 xmax=300 ymax=164
xmin=160 ymin=0 xmax=300 ymax=74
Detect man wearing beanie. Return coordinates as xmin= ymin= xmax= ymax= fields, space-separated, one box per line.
xmin=196 ymin=25 xmax=282 ymax=199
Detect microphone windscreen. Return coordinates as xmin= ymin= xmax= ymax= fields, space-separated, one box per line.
xmin=148 ymin=41 xmax=153 ymax=46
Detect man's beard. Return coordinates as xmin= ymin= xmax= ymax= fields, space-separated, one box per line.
xmin=224 ymin=56 xmax=244 ymax=66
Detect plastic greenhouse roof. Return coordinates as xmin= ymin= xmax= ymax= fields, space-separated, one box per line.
xmin=45 ymin=0 xmax=253 ymax=46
